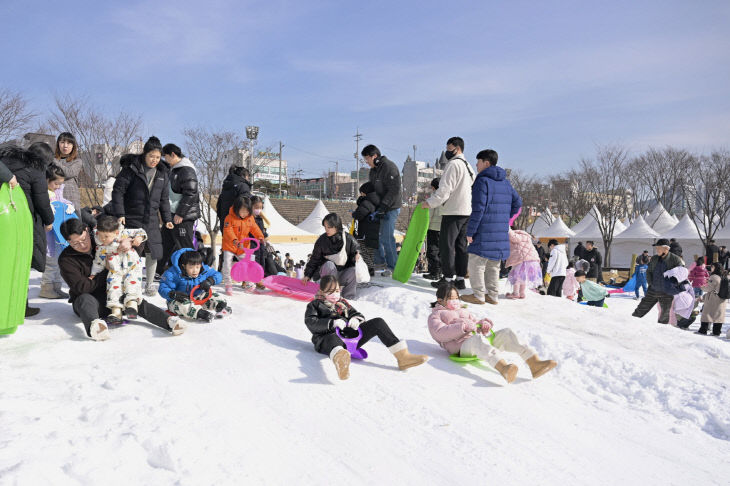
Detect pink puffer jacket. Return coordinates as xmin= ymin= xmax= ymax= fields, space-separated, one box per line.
xmin=562 ymin=268 xmax=580 ymax=298
xmin=428 ymin=304 xmax=480 ymax=354
xmin=688 ymin=265 xmax=709 ymax=288
xmin=506 ymin=229 xmax=540 ymax=267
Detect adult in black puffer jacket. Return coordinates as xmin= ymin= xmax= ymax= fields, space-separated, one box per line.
xmin=303 ymin=213 xmax=360 ymax=299
xmin=110 ymin=137 xmax=172 ymax=293
xmin=352 ymin=182 xmax=380 ymax=273
xmin=1 ymin=143 xmax=54 ymax=272
xmin=217 ymin=165 xmax=251 ymax=226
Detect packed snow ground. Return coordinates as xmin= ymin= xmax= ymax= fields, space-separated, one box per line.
xmin=2 ymin=250 xmax=730 ymax=485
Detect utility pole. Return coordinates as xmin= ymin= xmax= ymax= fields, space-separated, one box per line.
xmin=354 ymin=128 xmax=363 ymax=198
xmin=413 ymin=144 xmax=417 ymax=162
xmin=278 ymin=141 xmax=284 ymax=198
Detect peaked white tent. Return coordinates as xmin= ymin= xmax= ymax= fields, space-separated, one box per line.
xmin=527 ymin=208 xmax=555 ymax=236
xmin=652 ymin=210 xmax=679 ymax=236
xmin=646 ymin=203 xmax=668 ymax=227
xmin=536 ymin=217 xmax=575 ymax=239
xmin=613 ymin=219 xmax=627 ymax=236
xmin=712 ymin=216 xmax=730 ymax=247
xmin=297 ymin=200 xmax=330 ymax=234
xmin=665 ymin=214 xmax=705 ymax=261
xmin=263 ymin=197 xmax=319 ymax=243
xmin=570 ymin=206 xmax=602 ymax=235
xmin=611 ymin=216 xmax=660 ymax=267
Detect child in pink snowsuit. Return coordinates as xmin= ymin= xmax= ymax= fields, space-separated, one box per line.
xmin=688 ymin=257 xmax=709 ymax=298
xmin=427 ymin=282 xmax=557 ymax=383
xmin=505 ymin=229 xmax=543 ymax=299
xmin=562 ymin=261 xmax=580 ymax=300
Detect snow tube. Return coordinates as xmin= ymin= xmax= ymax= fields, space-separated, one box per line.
xmin=0 ymin=184 xmax=33 ymax=334
xmin=392 ymin=206 xmax=429 ymax=283
xmin=262 ymin=275 xmax=319 ymax=301
xmin=50 ymin=201 xmax=78 ymax=251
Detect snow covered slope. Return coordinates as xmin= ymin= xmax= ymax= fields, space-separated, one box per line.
xmin=1 ymin=267 xmax=729 ymax=485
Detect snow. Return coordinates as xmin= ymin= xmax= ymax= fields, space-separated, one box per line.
xmin=2 ymin=259 xmax=730 ymax=485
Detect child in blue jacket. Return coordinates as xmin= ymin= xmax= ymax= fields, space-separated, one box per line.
xmin=159 ymin=248 xmax=230 ymax=322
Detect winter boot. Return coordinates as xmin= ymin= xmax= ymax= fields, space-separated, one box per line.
xmin=106 ymin=308 xmax=123 ymax=324
xmin=167 ymin=316 xmax=187 ymax=336
xmin=89 ymin=319 xmax=111 ymax=341
xmin=25 ymin=302 xmax=40 ymax=317
xmin=124 ymin=300 xmax=138 ymax=319
xmin=216 ymin=306 xmax=233 ymax=318
xmin=53 ymin=282 xmax=69 ymax=299
xmin=495 ymin=360 xmax=518 ymax=383
xmin=197 ymin=309 xmax=215 ymax=323
xmin=331 ymin=347 xmax=351 ymax=380
xmin=460 ymin=294 xmax=485 ymax=305
xmin=39 ymin=283 xmax=62 ymax=299
xmin=225 ymin=285 xmax=233 ymax=296
xmin=695 ymin=322 xmax=709 ymax=335
xmin=389 ymin=341 xmax=428 ymax=370
xmin=526 ymin=355 xmax=557 ymax=379
xmin=712 ymin=323 xmax=723 ymax=336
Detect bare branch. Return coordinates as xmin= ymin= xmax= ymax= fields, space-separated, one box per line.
xmin=0 ymin=89 xmax=36 ymax=141
xmin=682 ymin=149 xmax=730 ymax=245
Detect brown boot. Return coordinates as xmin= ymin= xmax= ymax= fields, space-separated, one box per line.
xmin=390 ymin=342 xmax=428 ymax=370
xmin=460 ymin=294 xmax=485 ymax=305
xmin=332 ymin=348 xmax=351 ymax=380
xmin=526 ymin=355 xmax=557 ymax=379
xmin=495 ymin=360 xmax=518 ymax=383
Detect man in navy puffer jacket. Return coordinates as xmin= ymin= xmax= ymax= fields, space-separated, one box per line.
xmin=463 ymin=150 xmax=521 ymax=305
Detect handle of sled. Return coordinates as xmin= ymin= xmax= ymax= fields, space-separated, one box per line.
xmin=237 ymin=237 xmax=260 ymax=252
xmin=190 ymin=285 xmax=212 ymax=305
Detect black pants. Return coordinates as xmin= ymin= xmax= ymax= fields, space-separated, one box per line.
xmin=72 ymin=293 xmax=173 ymax=337
xmin=547 ymin=276 xmax=565 ymax=297
xmin=426 ymin=229 xmax=441 ymax=276
xmin=439 ymin=216 xmax=469 ymax=279
xmin=632 ymin=287 xmax=673 ymax=324
xmin=255 ymin=244 xmax=283 ymax=276
xmin=161 ymin=220 xmax=196 ymax=269
xmin=586 ymin=298 xmax=605 ymax=307
xmin=317 ymin=318 xmax=399 ymax=356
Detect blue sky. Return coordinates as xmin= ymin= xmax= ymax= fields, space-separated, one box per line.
xmin=4 ymin=0 xmax=729 ymax=178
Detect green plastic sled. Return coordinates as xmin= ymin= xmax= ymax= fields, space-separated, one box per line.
xmin=448 ymin=329 xmax=496 ymax=363
xmin=392 ymin=206 xmax=430 ymax=283
xmin=0 ymin=184 xmax=33 ymax=334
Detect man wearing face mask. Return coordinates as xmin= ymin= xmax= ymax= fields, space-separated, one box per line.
xmin=631 ymin=238 xmax=684 ymax=324
xmin=421 ymin=137 xmax=475 ymax=290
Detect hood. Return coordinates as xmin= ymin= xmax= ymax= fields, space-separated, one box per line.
xmin=477 ymin=165 xmax=506 ymax=182
xmin=171 ymin=157 xmax=195 ymax=171
xmin=552 ymin=244 xmax=567 ymax=254
xmin=664 ymin=266 xmax=689 ymax=282
xmin=228 ymin=206 xmax=241 ymax=220
xmin=0 ymin=145 xmax=47 ymax=171
xmin=171 ymin=247 xmax=196 ymax=273
xmin=222 ymin=172 xmax=248 ymax=190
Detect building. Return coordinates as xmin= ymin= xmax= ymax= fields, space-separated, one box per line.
xmin=401 ymin=156 xmax=443 ymax=204
xmin=220 ymin=148 xmax=288 ymax=185
xmin=290 ymin=176 xmax=326 ymax=199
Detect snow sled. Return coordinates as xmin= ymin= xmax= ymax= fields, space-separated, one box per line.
xmin=448 ymin=328 xmax=495 ymax=363
xmin=336 ymin=327 xmax=368 ymax=360
xmin=579 ymin=301 xmax=609 ymax=308
xmin=392 ymin=206 xmax=429 ymax=283
xmin=50 ymin=200 xmax=78 ymax=253
xmin=261 ymin=275 xmax=319 ymax=301
xmin=230 ymin=238 xmax=264 ymax=283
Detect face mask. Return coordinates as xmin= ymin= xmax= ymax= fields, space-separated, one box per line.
xmin=325 ymin=291 xmax=340 ymax=303
xmin=445 ymin=150 xmax=455 ymax=160
xmin=446 ymin=299 xmax=461 ymax=310
xmin=253 ymin=209 xmax=262 ymax=216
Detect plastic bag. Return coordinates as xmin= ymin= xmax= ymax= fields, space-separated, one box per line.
xmin=355 ymin=255 xmax=370 ymax=283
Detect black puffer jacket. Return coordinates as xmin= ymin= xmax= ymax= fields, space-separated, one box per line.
xmin=583 ymin=247 xmax=603 ymax=280
xmin=353 ymin=192 xmax=381 ymax=249
xmin=368 ymin=155 xmax=401 ymax=212
xmin=669 ymin=241 xmax=683 ymax=258
xmin=304 ymin=231 xmax=360 ymax=279
xmin=217 ymin=172 xmax=251 ymax=225
xmin=110 ymin=155 xmax=172 ymax=259
xmin=304 ymin=297 xmax=364 ymax=353
xmin=1 ymin=146 xmax=53 ymax=271
xmin=168 ymin=158 xmax=200 ymax=221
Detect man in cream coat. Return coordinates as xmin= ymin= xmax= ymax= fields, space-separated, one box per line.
xmin=421 ymin=137 xmax=475 ymax=289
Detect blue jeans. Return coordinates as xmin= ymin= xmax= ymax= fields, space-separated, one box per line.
xmin=635 ymin=274 xmax=647 ymax=298
xmin=376 ymin=208 xmax=400 ymax=269
xmin=693 ymin=287 xmax=702 ymax=297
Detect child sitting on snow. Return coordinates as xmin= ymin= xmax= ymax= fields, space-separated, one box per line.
xmin=427 ymin=282 xmax=557 ymax=383
xmin=574 ymin=270 xmax=609 ymax=307
xmin=304 ymin=275 xmax=428 ymax=380
xmin=352 ymin=182 xmax=380 ymax=275
xmin=90 ymin=215 xmax=147 ymax=323
xmin=504 ymin=228 xmax=543 ymax=299
xmin=159 ymin=248 xmax=230 ymax=322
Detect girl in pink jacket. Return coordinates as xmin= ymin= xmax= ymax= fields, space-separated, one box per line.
xmin=427 ymin=282 xmax=557 ymax=383
xmin=688 ymin=257 xmax=709 ymax=297
xmin=505 ymin=229 xmax=543 ymax=299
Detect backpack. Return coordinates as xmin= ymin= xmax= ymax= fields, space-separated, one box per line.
xmin=718 ymin=275 xmax=729 ymax=300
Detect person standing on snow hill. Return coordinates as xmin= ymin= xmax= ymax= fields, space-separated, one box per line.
xmin=504 ymin=228 xmax=543 ymax=299
xmin=421 ymin=137 xmax=475 ymax=290
xmin=562 ymin=261 xmax=581 ymax=301
xmin=351 ymin=181 xmax=381 ymax=276
xmin=159 ymin=248 xmax=230 ymax=323
xmin=583 ymin=241 xmax=603 ymax=283
xmin=160 ymin=143 xmax=200 ymax=272
xmin=573 ymin=241 xmax=586 ymax=260
xmin=221 ymin=195 xmax=266 ymax=295
xmin=58 ymin=219 xmax=185 ymax=340
xmin=631 ymin=238 xmax=684 ymax=324
xmin=632 ymin=253 xmax=649 ymax=300
xmin=695 ymin=263 xmax=728 ymax=336
xmin=427 ymin=282 xmax=557 ymax=384
xmin=217 ymin=164 xmax=252 ymax=229
xmin=462 ymin=149 xmax=522 ymax=305
xmin=38 ymin=163 xmax=73 ymax=300
xmin=54 ymin=132 xmax=83 ymax=216
xmin=304 ymin=275 xmax=428 ymax=380
xmin=545 ymin=239 xmax=568 ymax=297
xmin=688 ymin=257 xmax=709 ymax=298
xmin=423 ymin=177 xmax=443 ymax=281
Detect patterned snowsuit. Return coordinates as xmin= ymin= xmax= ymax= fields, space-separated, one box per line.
xmin=91 ymin=227 xmax=147 ymax=310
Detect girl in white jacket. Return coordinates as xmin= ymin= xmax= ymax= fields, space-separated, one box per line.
xmin=545 ymin=239 xmax=568 ymax=297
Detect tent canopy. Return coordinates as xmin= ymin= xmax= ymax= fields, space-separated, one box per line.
xmin=665 ymin=214 xmax=704 ymax=240
xmin=570 ymin=205 xmax=602 ymax=234
xmin=263 ymin=197 xmax=319 ymax=243
xmin=297 ymin=200 xmax=330 ymax=234
xmin=652 ymin=210 xmax=678 ymax=236
xmin=613 ymin=215 xmax=660 ymax=240
xmin=537 ymin=217 xmax=575 ymax=238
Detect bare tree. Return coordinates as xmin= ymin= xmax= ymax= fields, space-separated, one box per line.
xmin=183 ymin=127 xmax=243 ymax=257
xmin=623 ymin=158 xmax=654 ymax=216
xmin=635 ymin=147 xmax=693 ymax=215
xmin=508 ymin=170 xmax=546 ymax=231
xmin=578 ymin=145 xmax=631 ymax=266
xmin=0 ymin=89 xmax=36 ymax=142
xmin=682 ymin=150 xmax=730 ymax=247
xmin=45 ymin=95 xmax=143 ymax=205
xmin=548 ymin=171 xmax=593 ymax=227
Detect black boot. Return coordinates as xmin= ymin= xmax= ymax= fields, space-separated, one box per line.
xmin=25 ymin=303 xmax=40 ymax=317
xmin=712 ymin=323 xmax=723 ymax=336
xmin=695 ymin=322 xmax=709 ymax=335
xmin=197 ymin=309 xmax=214 ymax=322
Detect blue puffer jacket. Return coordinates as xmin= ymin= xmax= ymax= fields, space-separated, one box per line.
xmin=159 ymin=248 xmax=222 ymax=301
xmin=466 ymin=165 xmax=522 ymax=261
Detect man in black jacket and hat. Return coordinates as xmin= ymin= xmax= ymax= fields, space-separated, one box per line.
xmin=631 ymin=238 xmax=684 ymax=324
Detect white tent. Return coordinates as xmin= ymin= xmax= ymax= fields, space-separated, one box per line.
xmin=263 ymin=197 xmax=319 ymax=243
xmin=537 ymin=217 xmax=575 ymax=239
xmin=527 ymin=208 xmax=554 ymax=236
xmin=652 ymin=210 xmax=679 ymax=236
xmin=613 ymin=219 xmax=627 ymax=236
xmin=670 ymin=213 xmax=679 ymax=224
xmin=296 ymin=200 xmax=330 ymax=234
xmin=611 ymin=216 xmax=660 ymax=267
xmin=665 ymin=214 xmax=705 ymax=262
xmin=646 ymin=203 xmax=668 ymax=227
xmin=712 ymin=216 xmax=730 ymax=247
xmin=570 ymin=206 xmax=602 ymax=235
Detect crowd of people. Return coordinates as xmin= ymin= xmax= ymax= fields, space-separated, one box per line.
xmin=1 ymin=132 xmax=727 ymax=381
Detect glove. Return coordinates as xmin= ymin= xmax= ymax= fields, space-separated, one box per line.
xmin=463 ymin=320 xmax=477 ymax=333
xmin=348 ymin=315 xmax=365 ymax=330
xmin=478 ymin=318 xmax=493 ymax=333
xmin=368 ymin=211 xmax=381 ymax=222
xmin=198 ymin=276 xmax=215 ymax=293
xmin=169 ymin=291 xmax=189 ymax=303
xmin=332 ymin=319 xmax=347 ymax=330
xmin=65 ymin=204 xmax=76 ymax=214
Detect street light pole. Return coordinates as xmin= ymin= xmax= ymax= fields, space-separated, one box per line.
xmin=245 ymin=125 xmax=259 ymax=187
xmin=354 ymin=128 xmax=362 ymax=199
